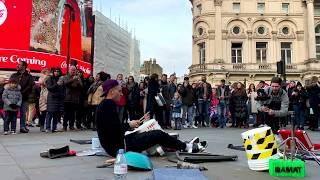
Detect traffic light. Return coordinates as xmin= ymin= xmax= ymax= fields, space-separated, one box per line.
xmin=277 ymin=60 xmax=285 ymax=75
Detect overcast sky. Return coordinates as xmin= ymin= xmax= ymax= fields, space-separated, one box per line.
xmin=93 ymin=0 xmax=193 ymax=76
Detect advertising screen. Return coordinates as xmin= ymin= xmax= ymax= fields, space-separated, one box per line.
xmin=0 ymin=0 xmax=93 ymax=76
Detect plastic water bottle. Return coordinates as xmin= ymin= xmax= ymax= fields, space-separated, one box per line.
xmin=114 ymin=149 xmax=127 ymax=180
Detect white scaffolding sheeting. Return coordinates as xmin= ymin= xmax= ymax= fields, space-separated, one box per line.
xmin=93 ymin=11 xmax=140 ymax=79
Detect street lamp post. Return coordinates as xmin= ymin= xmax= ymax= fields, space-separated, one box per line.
xmin=64 ymin=3 xmax=75 ymax=75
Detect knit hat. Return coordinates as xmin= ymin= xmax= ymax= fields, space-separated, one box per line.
xmin=101 ymin=79 xmax=119 ymax=97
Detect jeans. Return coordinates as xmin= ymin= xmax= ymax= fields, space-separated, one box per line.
xmin=4 ymin=111 xmax=18 ymax=132
xmin=293 ymin=105 xmax=305 ymax=128
xmin=182 ymin=105 xmax=194 ymax=125
xmin=63 ymin=102 xmax=78 ymax=128
xmin=198 ymin=99 xmax=209 ymax=125
xmin=125 ymin=130 xmax=186 ymax=153
xmin=218 ymin=103 xmax=227 ymax=127
xmin=19 ymin=100 xmax=28 ymax=129
xmin=45 ymin=111 xmax=60 ymax=131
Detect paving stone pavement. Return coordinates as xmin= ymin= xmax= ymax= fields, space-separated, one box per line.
xmin=0 ymin=126 xmax=319 ymax=180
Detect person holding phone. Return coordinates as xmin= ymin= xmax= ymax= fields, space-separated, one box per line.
xmin=96 ymin=80 xmax=207 ymax=157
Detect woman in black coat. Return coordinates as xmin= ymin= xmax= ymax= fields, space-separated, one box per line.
xmin=45 ymin=68 xmax=65 ymax=132
xmin=146 ymin=74 xmax=160 ymax=120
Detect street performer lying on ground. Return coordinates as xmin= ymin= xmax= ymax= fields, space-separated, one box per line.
xmin=96 ymin=79 xmax=207 ymax=157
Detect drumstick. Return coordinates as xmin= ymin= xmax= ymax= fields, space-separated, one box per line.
xmin=140 ymin=112 xmax=150 ymax=123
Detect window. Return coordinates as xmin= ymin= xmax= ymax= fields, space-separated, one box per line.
xmin=233 ymin=3 xmax=240 ymax=13
xmin=232 ymin=26 xmax=240 ymax=35
xmin=315 ymin=4 xmax=320 ymax=16
xmin=196 ymin=4 xmax=202 ymax=16
xmin=256 ymin=42 xmax=267 ymax=63
xmin=282 ymin=3 xmax=289 ymax=14
xmin=231 ymin=43 xmax=242 ymax=63
xmin=257 ymin=3 xmax=265 ymax=14
xmin=199 ymin=43 xmax=206 ymax=64
xmin=281 ymin=42 xmax=292 ymax=64
xmin=315 ymin=25 xmax=320 ymax=59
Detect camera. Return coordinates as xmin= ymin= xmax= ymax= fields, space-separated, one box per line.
xmin=255 ymin=88 xmax=270 ymax=101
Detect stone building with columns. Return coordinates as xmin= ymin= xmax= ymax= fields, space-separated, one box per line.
xmin=189 ymin=0 xmax=320 ymax=86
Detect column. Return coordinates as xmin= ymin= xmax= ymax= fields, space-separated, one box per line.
xmin=214 ymin=0 xmax=222 ymax=61
xmin=307 ymin=0 xmax=316 ymax=60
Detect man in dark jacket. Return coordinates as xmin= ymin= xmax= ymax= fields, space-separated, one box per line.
xmin=159 ymin=74 xmax=171 ymax=128
xmin=62 ymin=66 xmax=83 ymax=130
xmin=0 ymin=77 xmax=5 ymax=120
xmin=306 ymin=76 xmax=320 ymax=131
xmin=216 ymin=79 xmax=230 ymax=128
xmin=197 ymin=76 xmax=212 ymax=127
xmin=179 ymin=77 xmax=195 ymax=128
xmin=10 ymin=61 xmax=34 ymax=133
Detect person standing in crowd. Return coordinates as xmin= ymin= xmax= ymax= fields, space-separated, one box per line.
xmin=10 ymin=61 xmax=34 ymax=133
xmin=172 ymin=92 xmax=182 ymax=130
xmin=256 ymin=81 xmax=267 ymax=126
xmin=210 ymin=87 xmax=219 ymax=127
xmin=0 ymin=77 xmax=5 ymax=121
xmin=256 ymin=77 xmax=289 ymax=134
xmin=216 ymin=79 xmax=231 ymax=128
xmin=247 ymin=83 xmax=258 ymax=127
xmin=62 ymin=66 xmax=83 ymax=131
xmin=26 ymin=83 xmax=40 ymax=127
xmin=126 ymin=76 xmax=140 ymax=120
xmin=75 ymin=70 xmax=90 ymax=130
xmin=196 ymin=76 xmax=212 ymax=127
xmin=290 ymin=82 xmax=308 ymax=130
xmin=178 ymin=77 xmax=195 ymax=128
xmin=38 ymin=69 xmax=50 ymax=132
xmin=138 ymin=81 xmax=146 ymax=118
xmin=230 ymin=82 xmax=248 ymax=128
xmin=146 ymin=74 xmax=161 ymax=121
xmin=159 ymin=74 xmax=171 ymax=129
xmin=87 ymin=72 xmax=108 ymax=130
xmin=191 ymin=83 xmax=199 ymax=126
xmin=2 ymin=78 xmax=22 ymax=135
xmin=45 ymin=68 xmax=65 ymax=132
xmin=116 ymin=74 xmax=128 ymax=124
xmin=306 ymin=76 xmax=320 ymax=131
xmin=168 ymin=74 xmax=177 ymax=101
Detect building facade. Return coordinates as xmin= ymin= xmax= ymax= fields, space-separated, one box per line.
xmin=94 ymin=11 xmax=140 ymax=79
xmin=140 ymin=58 xmax=163 ymax=77
xmin=189 ymin=0 xmax=320 ymax=85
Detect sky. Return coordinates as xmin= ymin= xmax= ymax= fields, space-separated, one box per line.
xmin=93 ymin=0 xmax=193 ymax=76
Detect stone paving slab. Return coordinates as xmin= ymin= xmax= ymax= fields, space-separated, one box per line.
xmin=0 ymin=127 xmax=319 ymax=180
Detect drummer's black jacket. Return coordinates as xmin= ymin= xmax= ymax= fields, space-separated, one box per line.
xmin=96 ymin=99 xmax=130 ymax=157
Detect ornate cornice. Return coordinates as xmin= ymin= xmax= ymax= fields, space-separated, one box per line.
xmin=306 ymin=0 xmax=314 ymax=4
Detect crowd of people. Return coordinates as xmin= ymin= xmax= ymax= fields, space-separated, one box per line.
xmin=0 ymin=61 xmax=320 ymax=135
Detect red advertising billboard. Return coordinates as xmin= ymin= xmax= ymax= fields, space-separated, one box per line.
xmin=0 ymin=0 xmax=93 ymax=76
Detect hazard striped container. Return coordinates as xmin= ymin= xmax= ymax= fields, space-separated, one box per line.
xmin=241 ymin=127 xmax=280 ymax=171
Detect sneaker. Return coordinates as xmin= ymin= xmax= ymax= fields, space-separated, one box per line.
xmin=11 ymin=131 xmax=16 ymax=135
xmin=3 ymin=131 xmax=9 ymax=135
xmin=45 ymin=130 xmax=50 ymax=133
xmin=69 ymin=127 xmax=75 ymax=131
xmin=27 ymin=124 xmax=34 ymax=127
xmin=189 ymin=137 xmax=200 ymax=144
xmin=20 ymin=128 xmax=29 ymax=133
xmin=191 ymin=125 xmax=198 ymax=129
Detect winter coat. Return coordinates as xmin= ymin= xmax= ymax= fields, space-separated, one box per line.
xmin=87 ymin=81 xmax=104 ymax=106
xmin=230 ymin=89 xmax=248 ymax=119
xmin=159 ymin=80 xmax=171 ymax=106
xmin=289 ymin=89 xmax=308 ymax=109
xmin=146 ymin=79 xmax=160 ymax=112
xmin=168 ymin=82 xmax=177 ymax=100
xmin=2 ymin=84 xmax=22 ymax=111
xmin=27 ymin=84 xmax=40 ymax=104
xmin=196 ymin=82 xmax=212 ymax=100
xmin=178 ymin=84 xmax=194 ymax=106
xmin=127 ymin=82 xmax=140 ymax=108
xmin=39 ymin=87 xmax=48 ymax=112
xmin=248 ymin=91 xmax=258 ymax=114
xmin=216 ymin=85 xmax=231 ymax=105
xmin=46 ymin=76 xmax=65 ymax=112
xmin=63 ymin=75 xmax=83 ymax=104
xmin=172 ymin=99 xmax=182 ymax=113
xmin=306 ymin=82 xmax=320 ymax=108
xmin=10 ymin=71 xmax=34 ymax=101
xmin=0 ymin=84 xmax=4 ymax=109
